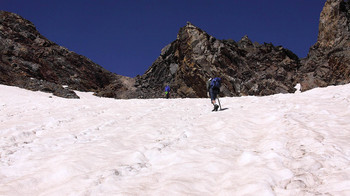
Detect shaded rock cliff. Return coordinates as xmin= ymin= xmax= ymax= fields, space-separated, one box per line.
xmin=0 ymin=11 xmax=131 ymax=98
xmin=299 ymin=0 xmax=350 ymax=91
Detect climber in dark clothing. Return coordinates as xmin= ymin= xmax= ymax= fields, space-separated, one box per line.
xmin=164 ymin=85 xmax=171 ymax=99
xmin=207 ymin=78 xmax=221 ymax=111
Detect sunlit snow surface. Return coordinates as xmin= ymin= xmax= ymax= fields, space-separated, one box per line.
xmin=1 ymin=84 xmax=350 ymax=195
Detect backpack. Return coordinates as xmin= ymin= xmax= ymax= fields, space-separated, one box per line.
xmin=165 ymin=85 xmax=170 ymax=92
xmin=210 ymin=77 xmax=221 ymax=89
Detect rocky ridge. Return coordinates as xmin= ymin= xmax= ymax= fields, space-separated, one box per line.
xmin=2 ymin=0 xmax=350 ymax=99
xmin=132 ymin=0 xmax=350 ymax=98
xmin=0 ymin=11 xmax=130 ymax=98
xmin=123 ymin=22 xmax=301 ymax=98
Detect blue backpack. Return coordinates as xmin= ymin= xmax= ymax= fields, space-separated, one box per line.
xmin=210 ymin=77 xmax=221 ymax=89
xmin=165 ymin=85 xmax=170 ymax=92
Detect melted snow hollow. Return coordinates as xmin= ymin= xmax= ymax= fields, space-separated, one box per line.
xmin=1 ymin=84 xmax=350 ymax=195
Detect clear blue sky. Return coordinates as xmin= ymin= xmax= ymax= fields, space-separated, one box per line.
xmin=2 ymin=0 xmax=326 ymax=77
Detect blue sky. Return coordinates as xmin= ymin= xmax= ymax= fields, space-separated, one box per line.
xmin=2 ymin=0 xmax=326 ymax=77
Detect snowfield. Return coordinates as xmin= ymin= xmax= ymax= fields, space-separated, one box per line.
xmin=1 ymin=84 xmax=350 ymax=195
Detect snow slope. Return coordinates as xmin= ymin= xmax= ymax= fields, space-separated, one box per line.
xmin=1 ymin=84 xmax=350 ymax=195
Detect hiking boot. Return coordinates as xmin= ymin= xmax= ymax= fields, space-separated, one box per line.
xmin=213 ymin=104 xmax=219 ymax=111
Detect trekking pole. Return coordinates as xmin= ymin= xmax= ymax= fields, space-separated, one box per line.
xmin=217 ymin=96 xmax=222 ymax=110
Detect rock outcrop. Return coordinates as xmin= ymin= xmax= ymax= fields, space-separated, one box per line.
xmin=0 ymin=11 xmax=125 ymax=98
xmin=132 ymin=22 xmax=301 ymax=98
xmin=298 ymin=0 xmax=350 ymax=91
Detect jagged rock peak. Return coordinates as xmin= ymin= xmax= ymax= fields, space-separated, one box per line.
xmin=1 ymin=11 xmax=29 ymax=22
xmin=240 ymin=35 xmax=251 ymax=42
xmin=238 ymin=35 xmax=253 ymax=47
xmin=177 ymin=22 xmax=208 ymax=41
xmin=0 ymin=11 xmax=39 ymax=37
xmin=317 ymin=0 xmax=350 ymax=48
xmin=134 ymin=18 xmax=302 ymax=99
xmin=186 ymin=21 xmax=196 ymax=28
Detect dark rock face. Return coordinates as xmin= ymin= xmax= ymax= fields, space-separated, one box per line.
xmin=133 ymin=22 xmax=301 ymax=98
xmin=0 ymin=11 xmax=121 ymax=98
xmin=298 ymin=0 xmax=350 ymax=91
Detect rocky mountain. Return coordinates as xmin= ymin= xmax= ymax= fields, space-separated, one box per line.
xmin=298 ymin=0 xmax=350 ymax=91
xmin=0 ymin=11 xmax=133 ymax=98
xmin=2 ymin=0 xmax=350 ymax=99
xmin=118 ymin=22 xmax=300 ymax=99
xmin=131 ymin=0 xmax=350 ymax=98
